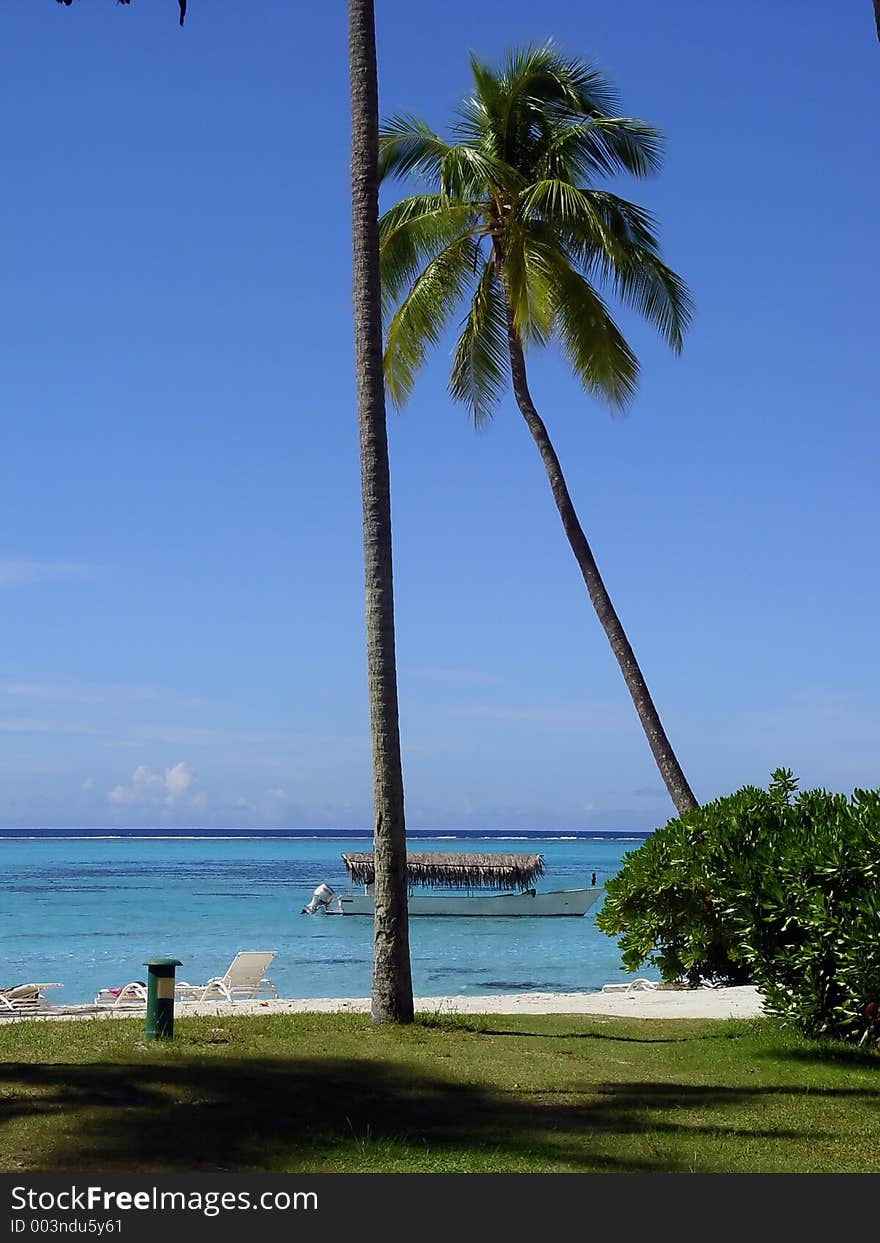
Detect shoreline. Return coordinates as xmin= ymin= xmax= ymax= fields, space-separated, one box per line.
xmin=0 ymin=985 xmax=764 ymax=1023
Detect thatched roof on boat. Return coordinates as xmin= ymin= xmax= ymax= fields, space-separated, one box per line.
xmin=341 ymin=851 xmax=545 ymax=891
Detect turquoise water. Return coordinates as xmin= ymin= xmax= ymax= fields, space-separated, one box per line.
xmin=0 ymin=832 xmax=652 ymax=1004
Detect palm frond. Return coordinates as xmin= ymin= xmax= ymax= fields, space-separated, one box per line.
xmin=498 ymin=223 xmax=530 ymax=340
xmin=499 ymin=44 xmax=619 ymax=118
xmin=452 ymin=94 xmax=495 ymax=150
xmin=522 ymin=235 xmax=557 ymax=345
xmin=378 ymin=115 xmax=451 ymax=185
xmin=597 ymin=246 xmax=693 ymax=353
xmin=543 ymin=250 xmax=640 ymax=407
xmin=517 ymin=179 xmax=613 ymax=250
xmin=534 ymin=48 xmax=621 ymax=117
xmin=379 ymin=195 xmax=479 ymax=315
xmin=543 ymin=191 xmax=692 ymax=352
xmin=449 ymin=260 xmax=510 ymax=425
xmin=540 ymin=117 xmax=664 ymax=183
xmin=578 ymin=191 xmax=660 ymax=249
xmin=466 ymin=52 xmax=504 ymax=123
xmin=489 ymin=46 xmax=634 ymax=185
xmin=499 ymin=224 xmax=555 ymax=346
xmin=439 ymin=145 xmax=521 ymax=199
xmin=383 ymin=235 xmax=477 ymax=408
xmin=379 ymin=114 xmax=517 ymax=200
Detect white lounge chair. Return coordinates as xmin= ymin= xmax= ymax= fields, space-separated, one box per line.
xmin=0 ymin=983 xmax=62 ymax=1014
xmin=93 ymin=982 xmax=148 ymax=1008
xmin=174 ymin=951 xmax=279 ymax=1003
xmin=601 ymin=978 xmax=659 ymax=994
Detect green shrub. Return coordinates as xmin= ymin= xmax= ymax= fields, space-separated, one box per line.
xmin=597 ymin=771 xmax=880 ymax=1043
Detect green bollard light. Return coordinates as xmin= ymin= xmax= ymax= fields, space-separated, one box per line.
xmin=143 ymin=957 xmax=182 ymax=1041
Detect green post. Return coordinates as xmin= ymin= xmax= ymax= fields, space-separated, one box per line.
xmin=143 ymin=957 xmax=182 ymax=1041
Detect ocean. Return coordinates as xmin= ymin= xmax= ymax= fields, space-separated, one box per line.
xmin=0 ymin=829 xmax=652 ymax=1004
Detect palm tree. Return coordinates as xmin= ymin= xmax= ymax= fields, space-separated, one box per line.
xmin=347 ymin=0 xmax=414 ymax=1024
xmin=55 ymin=0 xmax=416 ymax=1022
xmin=378 ymin=44 xmax=698 ymax=815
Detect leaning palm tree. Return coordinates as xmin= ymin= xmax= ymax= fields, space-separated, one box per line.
xmin=379 ymin=44 xmax=698 ymax=815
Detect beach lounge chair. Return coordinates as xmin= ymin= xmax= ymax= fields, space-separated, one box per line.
xmin=601 ymin=978 xmax=659 ymax=994
xmin=174 ymin=951 xmax=278 ymax=1003
xmin=0 ymin=983 xmax=62 ymax=1014
xmin=93 ymin=981 xmax=148 ymax=1009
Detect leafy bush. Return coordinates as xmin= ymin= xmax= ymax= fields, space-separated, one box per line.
xmin=597 ymin=771 xmax=880 ymax=1043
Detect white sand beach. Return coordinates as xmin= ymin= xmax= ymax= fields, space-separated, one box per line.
xmin=173 ymin=985 xmax=764 ymax=1020
xmin=0 ymin=985 xmax=764 ymax=1023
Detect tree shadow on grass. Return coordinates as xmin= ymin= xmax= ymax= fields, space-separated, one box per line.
xmin=763 ymin=1044 xmax=880 ymax=1070
xmin=0 ymin=1056 xmax=869 ymax=1174
xmin=464 ymin=1027 xmax=697 ymax=1043
xmin=420 ymin=1015 xmax=760 ymax=1044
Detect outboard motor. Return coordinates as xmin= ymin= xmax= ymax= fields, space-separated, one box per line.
xmin=301 ymin=882 xmax=334 ymax=915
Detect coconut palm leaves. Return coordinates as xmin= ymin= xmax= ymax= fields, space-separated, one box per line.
xmin=379 ymin=44 xmax=698 ymax=814
xmin=379 ymin=44 xmax=691 ymax=424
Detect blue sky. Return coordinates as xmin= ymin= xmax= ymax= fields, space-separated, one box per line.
xmin=1 ymin=1 xmax=878 ymax=830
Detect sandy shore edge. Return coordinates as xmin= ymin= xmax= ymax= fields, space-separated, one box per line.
xmin=0 ymin=986 xmax=764 ymax=1023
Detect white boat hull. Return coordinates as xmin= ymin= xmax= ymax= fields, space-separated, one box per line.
xmin=329 ymin=887 xmax=601 ymax=917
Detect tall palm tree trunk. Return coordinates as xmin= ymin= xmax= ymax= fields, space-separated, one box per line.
xmin=504 ymin=310 xmax=698 ymax=816
xmin=348 ymin=0 xmax=414 ymax=1023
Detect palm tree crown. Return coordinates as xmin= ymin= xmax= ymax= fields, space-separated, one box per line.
xmin=379 ymin=44 xmax=699 ymax=816
xmin=379 ymin=43 xmax=692 ymax=422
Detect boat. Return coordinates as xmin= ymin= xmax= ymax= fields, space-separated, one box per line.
xmin=301 ymin=851 xmax=602 ymax=917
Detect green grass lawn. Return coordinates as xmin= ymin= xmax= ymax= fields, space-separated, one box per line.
xmin=1 ymin=1012 xmax=877 ymax=1173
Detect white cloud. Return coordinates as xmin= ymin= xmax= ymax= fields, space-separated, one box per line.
xmin=0 ymin=560 xmax=94 ymax=589
xmin=81 ymin=776 xmax=94 ymax=792
xmin=165 ymin=762 xmax=193 ymax=800
xmin=107 ymin=762 xmax=204 ymax=810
